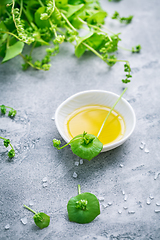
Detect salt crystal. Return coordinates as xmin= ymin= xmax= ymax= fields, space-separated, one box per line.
xmin=75 ymin=161 xmax=79 ymax=166
xmin=118 ymin=210 xmax=122 ymax=214
xmin=128 ymin=211 xmax=135 ymax=214
xmin=21 ymin=217 xmax=28 ymax=225
xmin=123 ymin=206 xmax=128 ymax=210
xmin=102 ymin=204 xmax=108 ymax=209
xmin=146 ymin=198 xmax=151 ymax=205
xmin=51 ymin=116 xmax=55 ymax=120
xmin=154 ymin=172 xmax=160 ymax=180
xmin=73 ymin=172 xmax=77 ymax=178
xmin=80 ymin=159 xmax=83 ymax=165
xmin=29 ymin=200 xmax=34 ymax=206
xmin=119 ymin=164 xmax=124 ymax=168
xmin=42 ymin=177 xmax=48 ymax=183
xmin=144 ymin=147 xmax=149 ymax=153
xmin=5 ymin=224 xmax=10 ymax=230
xmin=42 ymin=182 xmax=48 ymax=188
xmin=108 ymin=202 xmax=112 ymax=206
xmin=155 ymin=210 xmax=160 ymax=213
xmin=98 ymin=197 xmax=104 ymax=201
xmin=156 ymin=203 xmax=160 ymax=206
xmin=149 ymin=195 xmax=154 ymax=200
xmin=124 ymin=195 xmax=128 ymax=201
xmin=139 ymin=141 xmax=145 ymax=150
xmin=122 ymin=190 xmax=125 ymax=195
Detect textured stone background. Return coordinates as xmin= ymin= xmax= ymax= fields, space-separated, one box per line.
xmin=0 ymin=0 xmax=160 ymax=239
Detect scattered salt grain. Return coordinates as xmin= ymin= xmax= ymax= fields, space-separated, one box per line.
xmin=75 ymin=161 xmax=79 ymax=166
xmin=144 ymin=147 xmax=149 ymax=153
xmin=149 ymin=195 xmax=154 ymax=200
xmin=124 ymin=195 xmax=128 ymax=201
xmin=80 ymin=159 xmax=83 ymax=165
xmin=123 ymin=206 xmax=128 ymax=210
xmin=29 ymin=200 xmax=34 ymax=206
xmin=154 ymin=210 xmax=160 ymax=213
xmin=5 ymin=224 xmax=10 ymax=230
xmin=146 ymin=198 xmax=151 ymax=205
xmin=139 ymin=141 xmax=145 ymax=150
xmin=128 ymin=211 xmax=135 ymax=214
xmin=42 ymin=182 xmax=48 ymax=188
xmin=154 ymin=172 xmax=160 ymax=180
xmin=73 ymin=172 xmax=77 ymax=178
xmin=21 ymin=217 xmax=28 ymax=225
xmin=42 ymin=177 xmax=48 ymax=183
xmin=98 ymin=197 xmax=104 ymax=201
xmin=108 ymin=202 xmax=112 ymax=206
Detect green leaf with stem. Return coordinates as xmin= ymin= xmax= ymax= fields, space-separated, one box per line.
xmin=0 ymin=104 xmax=17 ymax=117
xmin=0 ymin=104 xmax=16 ymax=158
xmin=67 ymin=184 xmax=100 ymax=224
xmin=0 ymin=0 xmax=140 ymax=76
xmin=0 ymin=136 xmax=15 ymax=158
xmin=23 ymin=205 xmax=50 ymax=229
xmin=53 ymin=88 xmax=127 ymax=161
xmin=2 ymin=41 xmax=24 ymax=62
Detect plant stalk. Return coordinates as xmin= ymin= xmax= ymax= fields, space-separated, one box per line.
xmin=78 ymin=184 xmax=81 ymax=195
xmin=97 ymin=87 xmax=127 ymax=138
xmin=24 ymin=205 xmax=37 ymax=215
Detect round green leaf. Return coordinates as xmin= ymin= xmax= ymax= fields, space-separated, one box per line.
xmin=34 ymin=7 xmax=50 ymax=28
xmin=70 ymin=133 xmax=103 ymax=161
xmin=87 ymin=10 xmax=107 ymax=25
xmin=2 ymin=41 xmax=24 ymax=63
xmin=33 ymin=212 xmax=50 ymax=229
xmin=67 ymin=192 xmax=100 ymax=224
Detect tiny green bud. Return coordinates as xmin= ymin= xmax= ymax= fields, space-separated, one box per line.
xmin=8 ymin=149 xmax=15 ymax=158
xmin=53 ymin=139 xmax=61 ymax=148
xmin=8 ymin=109 xmax=17 ymax=117
xmin=4 ymin=139 xmax=10 ymax=148
xmin=1 ymin=105 xmax=6 ymax=114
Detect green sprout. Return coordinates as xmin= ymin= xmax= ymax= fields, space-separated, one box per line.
xmin=23 ymin=205 xmax=50 ymax=229
xmin=0 ymin=104 xmax=16 ymax=158
xmin=67 ymin=184 xmax=100 ymax=224
xmin=0 ymin=0 xmax=140 ymax=82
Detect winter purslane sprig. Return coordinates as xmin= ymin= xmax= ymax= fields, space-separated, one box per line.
xmin=0 ymin=104 xmax=16 ymax=158
xmin=0 ymin=0 xmax=141 ymax=82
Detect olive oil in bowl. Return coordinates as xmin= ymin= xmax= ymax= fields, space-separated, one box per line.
xmin=65 ymin=105 xmax=125 ymax=146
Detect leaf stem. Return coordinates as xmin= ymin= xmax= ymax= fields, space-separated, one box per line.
xmin=97 ymin=87 xmax=127 ymax=138
xmin=78 ymin=184 xmax=81 ymax=195
xmin=24 ymin=205 xmax=37 ymax=215
xmin=0 ymin=136 xmax=14 ymax=150
xmin=119 ymin=45 xmax=132 ymax=52
xmin=38 ymin=0 xmax=44 ymax=7
xmin=82 ymin=42 xmax=104 ymax=61
xmin=56 ymin=137 xmax=83 ymax=150
xmin=78 ymin=17 xmax=112 ymax=42
xmin=60 ymin=11 xmax=77 ymax=32
xmin=19 ymin=53 xmax=44 ymax=70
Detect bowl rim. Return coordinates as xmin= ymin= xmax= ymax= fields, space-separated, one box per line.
xmin=55 ymin=90 xmax=136 ymax=152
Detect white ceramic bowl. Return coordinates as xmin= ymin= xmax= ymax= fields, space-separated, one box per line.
xmin=55 ymin=90 xmax=136 ymax=152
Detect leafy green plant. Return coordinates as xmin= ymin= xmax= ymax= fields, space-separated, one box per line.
xmin=53 ymin=88 xmax=127 ymax=161
xmin=0 ymin=0 xmax=141 ymax=82
xmin=23 ymin=205 xmax=50 ymax=229
xmin=67 ymin=184 xmax=100 ymax=224
xmin=0 ymin=104 xmax=16 ymax=158
xmin=111 ymin=11 xmax=133 ymax=24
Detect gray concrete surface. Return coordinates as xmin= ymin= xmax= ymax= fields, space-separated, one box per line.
xmin=0 ymin=0 xmax=160 ymax=239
